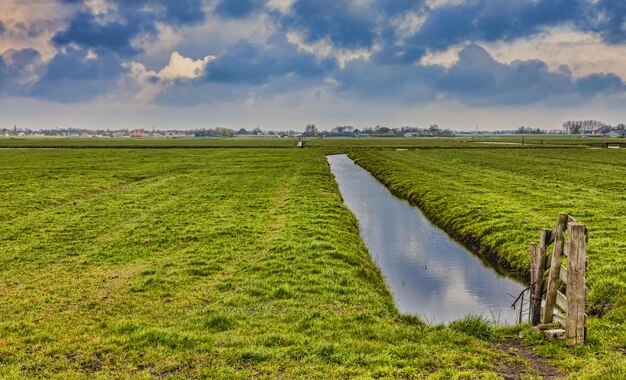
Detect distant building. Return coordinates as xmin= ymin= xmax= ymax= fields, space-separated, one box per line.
xmin=237 ymin=128 xmax=249 ymax=135
xmin=130 ymin=129 xmax=145 ymax=138
xmin=605 ymin=130 xmax=626 ymax=138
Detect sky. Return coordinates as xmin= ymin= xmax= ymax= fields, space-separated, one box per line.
xmin=1 ymin=0 xmax=626 ymax=131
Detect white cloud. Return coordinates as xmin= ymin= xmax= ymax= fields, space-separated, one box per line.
xmin=267 ymin=0 xmax=295 ymax=14
xmin=124 ymin=51 xmax=215 ymax=102
xmin=286 ymin=31 xmax=378 ymax=69
xmin=426 ymin=0 xmax=467 ymax=10
xmin=158 ymin=52 xmax=215 ymax=81
xmin=482 ymin=26 xmax=626 ymax=81
xmin=391 ymin=12 xmax=427 ymax=40
xmin=0 ymin=0 xmax=74 ymax=62
xmin=420 ymin=44 xmax=465 ymax=67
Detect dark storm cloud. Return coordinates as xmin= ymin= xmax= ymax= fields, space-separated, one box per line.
xmin=31 ymin=47 xmax=123 ymax=102
xmin=205 ymin=35 xmax=336 ymax=85
xmin=279 ymin=0 xmax=378 ymax=50
xmin=52 ymin=11 xmax=148 ymax=55
xmin=337 ymin=45 xmax=626 ymax=106
xmin=0 ymin=48 xmax=42 ymax=94
xmin=0 ymin=20 xmax=5 ymax=35
xmin=580 ymin=0 xmax=626 ymax=44
xmin=52 ymin=0 xmax=206 ymax=55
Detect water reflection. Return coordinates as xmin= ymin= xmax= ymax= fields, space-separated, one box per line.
xmin=328 ymin=154 xmax=524 ymax=324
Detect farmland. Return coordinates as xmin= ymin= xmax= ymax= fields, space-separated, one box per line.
xmin=1 ymin=148 xmax=513 ymax=379
xmin=1 ymin=140 xmax=625 ymax=378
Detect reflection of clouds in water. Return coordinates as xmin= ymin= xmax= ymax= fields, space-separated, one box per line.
xmin=328 ymin=155 xmax=524 ymax=324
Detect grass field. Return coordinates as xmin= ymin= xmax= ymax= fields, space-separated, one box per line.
xmin=2 ymin=134 xmax=620 ymax=151
xmin=2 ymin=141 xmax=626 ymax=378
xmin=0 ymin=137 xmax=297 ymax=148
xmin=1 ymin=148 xmax=520 ymax=379
xmin=351 ymin=148 xmax=626 ymax=377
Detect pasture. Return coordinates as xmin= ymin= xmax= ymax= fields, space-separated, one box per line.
xmin=1 ymin=148 xmax=506 ymax=379
xmin=1 ymin=139 xmax=625 ymax=378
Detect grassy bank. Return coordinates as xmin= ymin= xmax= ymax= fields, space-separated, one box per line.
xmin=351 ymin=148 xmax=626 ymax=377
xmin=1 ymin=148 xmax=515 ymax=378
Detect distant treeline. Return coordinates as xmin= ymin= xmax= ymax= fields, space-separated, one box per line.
xmin=562 ymin=120 xmax=626 ymax=134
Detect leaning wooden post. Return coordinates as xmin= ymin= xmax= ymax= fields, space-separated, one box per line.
xmin=543 ymin=213 xmax=569 ymax=324
xmin=531 ymin=230 xmax=549 ymax=325
xmin=566 ymin=222 xmax=587 ymax=346
xmin=529 ymin=242 xmax=538 ymax=323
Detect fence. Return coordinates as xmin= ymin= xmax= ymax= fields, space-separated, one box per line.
xmin=513 ymin=212 xmax=588 ymax=346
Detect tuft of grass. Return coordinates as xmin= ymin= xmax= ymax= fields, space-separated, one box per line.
xmin=449 ymin=315 xmax=495 ymax=341
xmin=205 ymin=315 xmax=238 ymax=332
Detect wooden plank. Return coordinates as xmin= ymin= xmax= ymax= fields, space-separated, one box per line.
xmin=547 ymin=227 xmax=557 ymax=245
xmin=566 ymin=222 xmax=587 ymax=346
xmin=556 ymin=290 xmax=567 ymax=312
xmin=531 ymin=229 xmax=550 ymax=326
xmin=543 ymin=213 xmax=569 ymax=324
xmin=553 ymin=313 xmax=566 ymax=327
xmin=559 ymin=266 xmax=568 ymax=284
xmin=567 ymin=215 xmax=577 ymax=223
xmin=544 ymin=329 xmax=566 ymax=341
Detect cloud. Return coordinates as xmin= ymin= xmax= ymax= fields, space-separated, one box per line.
xmin=31 ymin=46 xmax=123 ymax=102
xmin=279 ymin=0 xmax=378 ymax=50
xmin=125 ymin=51 xmax=215 ymax=101
xmin=1 ymin=0 xmax=625 ymax=115
xmin=51 ymin=0 xmax=206 ymax=56
xmin=0 ymin=48 xmax=42 ymax=92
xmin=52 ymin=11 xmax=150 ymax=56
xmin=577 ymin=0 xmax=626 ymax=44
xmin=204 ymin=36 xmax=335 ymax=85
xmin=336 ymin=44 xmax=625 ymax=107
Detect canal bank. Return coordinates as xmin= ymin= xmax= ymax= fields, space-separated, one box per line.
xmin=328 ymin=154 xmax=524 ymax=324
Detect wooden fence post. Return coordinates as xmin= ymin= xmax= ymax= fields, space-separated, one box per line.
xmin=529 ymin=242 xmax=538 ymax=324
xmin=543 ymin=213 xmax=569 ymax=324
xmin=531 ymin=230 xmax=549 ymax=325
xmin=566 ymin=222 xmax=587 ymax=346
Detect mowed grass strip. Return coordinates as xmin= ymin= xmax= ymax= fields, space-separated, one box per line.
xmin=1 ymin=148 xmax=506 ymax=379
xmin=351 ymin=148 xmax=626 ymax=377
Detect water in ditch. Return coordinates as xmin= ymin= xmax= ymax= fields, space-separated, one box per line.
xmin=327 ymin=154 xmax=525 ymax=325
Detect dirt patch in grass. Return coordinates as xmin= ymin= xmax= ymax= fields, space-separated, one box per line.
xmin=494 ymin=339 xmax=563 ymax=379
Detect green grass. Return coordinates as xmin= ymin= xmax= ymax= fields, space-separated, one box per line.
xmin=2 ymin=135 xmax=621 ymax=151
xmin=0 ymin=137 xmax=297 ymax=148
xmin=1 ymin=148 xmax=510 ymax=379
xmin=351 ymin=148 xmax=626 ymax=377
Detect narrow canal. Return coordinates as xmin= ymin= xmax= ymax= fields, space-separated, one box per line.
xmin=328 ymin=154 xmax=525 ymax=325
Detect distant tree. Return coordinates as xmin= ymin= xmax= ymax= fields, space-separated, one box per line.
xmin=563 ymin=120 xmax=607 ymax=134
xmin=429 ymin=124 xmax=440 ymax=134
xmin=303 ymin=124 xmax=318 ymax=137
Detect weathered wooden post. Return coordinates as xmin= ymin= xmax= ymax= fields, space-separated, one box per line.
xmin=543 ymin=212 xmax=569 ymax=324
xmin=531 ymin=229 xmax=549 ymax=325
xmin=529 ymin=241 xmax=538 ymax=322
xmin=566 ymin=222 xmax=587 ymax=346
